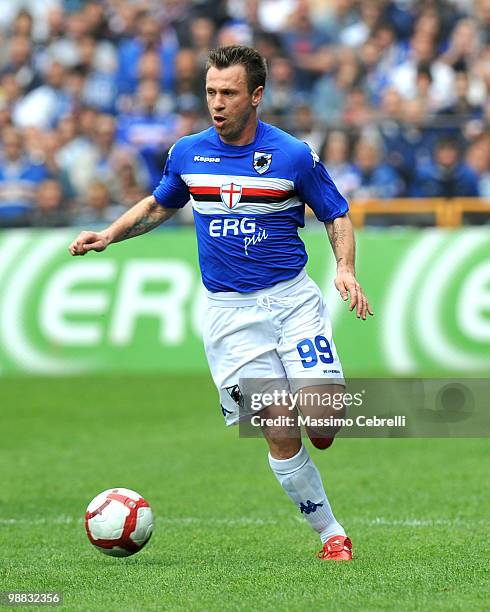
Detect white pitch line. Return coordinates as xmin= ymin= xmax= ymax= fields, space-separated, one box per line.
xmin=0 ymin=516 xmax=487 ymax=527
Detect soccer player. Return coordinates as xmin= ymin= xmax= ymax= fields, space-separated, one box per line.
xmin=69 ymin=45 xmax=373 ymax=561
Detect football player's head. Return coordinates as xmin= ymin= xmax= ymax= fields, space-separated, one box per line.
xmin=205 ymin=45 xmax=267 ymax=142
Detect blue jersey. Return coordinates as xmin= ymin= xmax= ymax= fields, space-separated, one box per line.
xmin=153 ymin=120 xmax=348 ymax=292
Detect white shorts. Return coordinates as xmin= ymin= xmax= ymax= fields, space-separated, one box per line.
xmin=202 ymin=269 xmax=344 ymax=426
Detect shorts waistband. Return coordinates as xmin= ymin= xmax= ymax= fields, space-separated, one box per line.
xmin=205 ymin=269 xmax=309 ymax=307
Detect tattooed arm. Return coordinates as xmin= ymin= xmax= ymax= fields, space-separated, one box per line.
xmin=69 ymin=196 xmax=177 ymax=256
xmin=325 ymin=213 xmax=355 ymax=273
xmin=325 ymin=214 xmax=373 ymax=320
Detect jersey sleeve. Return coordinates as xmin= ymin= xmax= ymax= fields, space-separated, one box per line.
xmin=294 ymin=143 xmax=349 ymax=222
xmin=152 ymin=142 xmax=190 ymax=209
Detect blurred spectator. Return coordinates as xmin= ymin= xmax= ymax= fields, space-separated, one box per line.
xmin=115 ymin=10 xmax=178 ymax=96
xmin=312 ymin=49 xmax=361 ymax=125
xmin=382 ymin=1 xmax=414 ymax=41
xmin=321 ymin=130 xmax=358 ymax=199
xmin=189 ymin=16 xmax=217 ymax=69
xmin=413 ymin=8 xmax=441 ymax=50
xmin=0 ymin=100 xmax=11 ymax=131
xmin=56 ymin=112 xmax=95 ymax=194
xmin=12 ymin=9 xmax=34 ymax=38
xmin=41 ymin=8 xmax=89 ymax=68
xmin=350 ymin=138 xmax=403 ymax=199
xmin=360 ymin=36 xmax=389 ymax=106
xmin=0 ymin=127 xmax=49 ymax=226
xmin=342 ymin=86 xmax=375 ymax=129
xmin=373 ymin=21 xmax=400 ymax=72
xmin=12 ymin=60 xmax=72 ymax=128
xmin=117 ymin=79 xmax=177 ymax=187
xmin=82 ymin=1 xmax=111 ymax=41
xmin=0 ymin=0 xmax=60 ymax=42
xmin=415 ymin=137 xmax=480 ymax=198
xmin=262 ymin=56 xmax=298 ymax=125
xmin=256 ymin=0 xmax=297 ymax=34
xmin=45 ymin=5 xmax=65 ymax=44
xmin=478 ymin=0 xmax=490 ymax=44
xmin=340 ymin=0 xmax=386 ymax=47
xmin=290 ymin=104 xmax=325 ymax=152
xmin=318 ymin=0 xmax=359 ymax=43
xmin=280 ymin=1 xmax=333 ymax=93
xmin=440 ymin=18 xmax=482 ymax=67
xmin=0 ymin=72 xmax=24 ymax=116
xmin=68 ymin=113 xmax=149 ymax=199
xmin=389 ymin=31 xmax=455 ymax=110
xmin=173 ymin=48 xmax=204 ymax=113
xmin=438 ymin=63 xmax=485 ymax=120
xmin=76 ymin=35 xmax=118 ymax=113
xmin=254 ymin=32 xmax=283 ymax=66
xmin=38 ymin=128 xmax=74 ymax=197
xmin=112 ymin=156 xmax=148 ymax=208
xmin=466 ymin=133 xmax=490 ymax=197
xmin=32 ymin=178 xmax=69 ymax=227
xmin=413 ymin=62 xmax=434 ymax=113
xmin=216 ymin=21 xmax=253 ymax=47
xmin=378 ymin=91 xmax=436 ymax=194
xmin=73 ymin=179 xmax=126 ymax=225
xmin=2 ymin=34 xmax=42 ymax=93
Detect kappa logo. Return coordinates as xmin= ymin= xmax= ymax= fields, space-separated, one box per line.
xmin=309 ymin=147 xmax=320 ymax=167
xmin=299 ymin=500 xmax=324 ymax=515
xmin=220 ymin=182 xmax=242 ymax=208
xmin=220 ymin=404 xmax=233 ymax=417
xmin=194 ymin=155 xmax=221 ymax=162
xmin=253 ymin=152 xmax=272 ymax=174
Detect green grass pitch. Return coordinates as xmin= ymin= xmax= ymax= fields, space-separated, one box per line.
xmin=0 ymin=374 xmax=488 ymax=611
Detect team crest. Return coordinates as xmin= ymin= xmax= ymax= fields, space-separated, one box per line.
xmin=225 ymin=385 xmax=244 ymax=409
xmin=253 ymin=152 xmax=272 ymax=174
xmin=220 ymin=182 xmax=242 ymax=208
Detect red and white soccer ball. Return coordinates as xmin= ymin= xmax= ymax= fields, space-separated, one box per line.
xmin=85 ymin=488 xmax=153 ymax=557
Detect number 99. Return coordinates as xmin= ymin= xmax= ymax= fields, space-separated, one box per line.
xmin=296 ymin=335 xmax=334 ymax=369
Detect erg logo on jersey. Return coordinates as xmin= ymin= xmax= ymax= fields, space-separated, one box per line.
xmin=209 ymin=217 xmax=269 ymax=255
xmin=209 ymin=217 xmax=256 ymax=237
xmin=194 ymin=155 xmax=221 ymax=162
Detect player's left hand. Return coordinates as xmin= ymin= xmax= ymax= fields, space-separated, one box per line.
xmin=334 ymin=270 xmax=374 ymax=320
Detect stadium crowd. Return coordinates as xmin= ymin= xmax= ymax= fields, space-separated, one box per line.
xmin=0 ymin=0 xmax=489 ymax=227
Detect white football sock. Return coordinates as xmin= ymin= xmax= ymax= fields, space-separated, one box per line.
xmin=268 ymin=444 xmax=346 ymax=544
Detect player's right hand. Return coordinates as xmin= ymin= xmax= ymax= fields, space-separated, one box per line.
xmin=68 ymin=231 xmax=110 ymax=256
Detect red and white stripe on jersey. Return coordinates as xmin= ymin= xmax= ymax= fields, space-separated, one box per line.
xmin=181 ymin=173 xmax=302 ymax=215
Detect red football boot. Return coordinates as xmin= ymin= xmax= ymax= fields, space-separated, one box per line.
xmin=305 ymin=423 xmax=337 ymax=449
xmin=317 ymin=535 xmax=353 ymax=561
xmin=308 ymin=434 xmax=335 ymax=450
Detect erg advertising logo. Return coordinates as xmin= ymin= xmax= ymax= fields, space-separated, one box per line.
xmin=0 ymin=229 xmax=488 ymax=375
xmin=383 ymin=230 xmax=490 ymax=374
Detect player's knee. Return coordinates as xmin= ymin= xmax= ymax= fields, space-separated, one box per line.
xmin=267 ymin=436 xmax=301 ymax=460
xmin=302 ymin=399 xmax=346 ymax=447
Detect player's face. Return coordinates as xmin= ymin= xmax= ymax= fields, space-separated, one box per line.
xmin=206 ymin=65 xmax=263 ymax=144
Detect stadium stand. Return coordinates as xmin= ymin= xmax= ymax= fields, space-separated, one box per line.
xmin=0 ymin=0 xmax=488 ymax=227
